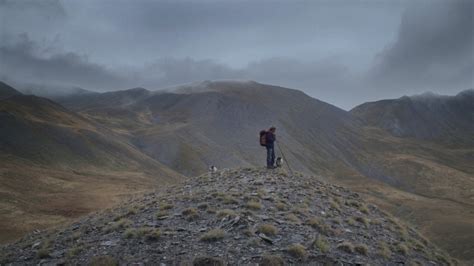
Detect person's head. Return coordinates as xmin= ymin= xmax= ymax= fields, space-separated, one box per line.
xmin=269 ymin=126 xmax=276 ymax=133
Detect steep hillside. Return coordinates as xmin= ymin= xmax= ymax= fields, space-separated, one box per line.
xmin=59 ymin=80 xmax=365 ymax=177
xmin=351 ymin=90 xmax=474 ymax=145
xmin=0 ymin=83 xmax=183 ymax=244
xmin=0 ymin=168 xmax=454 ymax=265
xmin=0 ymin=81 xmax=22 ymax=99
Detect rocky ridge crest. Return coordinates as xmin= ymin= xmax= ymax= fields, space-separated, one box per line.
xmin=0 ymin=168 xmax=453 ymax=265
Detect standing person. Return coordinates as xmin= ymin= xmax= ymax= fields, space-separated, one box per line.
xmin=265 ymin=127 xmax=276 ymax=169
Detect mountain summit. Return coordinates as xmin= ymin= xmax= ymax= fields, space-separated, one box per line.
xmin=0 ymin=168 xmax=453 ymax=265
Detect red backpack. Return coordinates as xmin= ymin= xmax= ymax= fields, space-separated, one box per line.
xmin=259 ymin=130 xmax=267 ymax=146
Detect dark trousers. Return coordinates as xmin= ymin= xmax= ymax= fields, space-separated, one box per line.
xmin=266 ymin=145 xmax=275 ymax=167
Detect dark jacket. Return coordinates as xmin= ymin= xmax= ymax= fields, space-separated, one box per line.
xmin=265 ymin=131 xmax=276 ymax=147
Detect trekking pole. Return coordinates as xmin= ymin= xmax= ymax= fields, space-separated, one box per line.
xmin=276 ymin=140 xmax=294 ymax=177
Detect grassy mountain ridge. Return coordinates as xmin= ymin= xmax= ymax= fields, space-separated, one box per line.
xmin=0 ymin=168 xmax=454 ymax=265
xmin=351 ymin=89 xmax=474 ymax=145
xmin=0 ymin=88 xmax=183 ymax=244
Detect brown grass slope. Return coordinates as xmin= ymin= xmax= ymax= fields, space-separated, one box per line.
xmin=0 ymin=89 xmax=183 ymax=244
xmin=0 ymin=168 xmax=455 ymax=265
xmin=351 ymin=89 xmax=474 ymax=146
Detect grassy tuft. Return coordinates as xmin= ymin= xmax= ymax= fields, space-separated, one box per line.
xmin=160 ymin=203 xmax=173 ymax=210
xmin=217 ymin=209 xmax=237 ymax=218
xmin=287 ymin=243 xmax=307 ymax=259
xmin=260 ymin=254 xmax=284 ymax=266
xmin=200 ymin=228 xmax=225 ymax=242
xmin=306 ymin=217 xmax=332 ymax=235
xmin=287 ymin=213 xmax=301 ymax=224
xmin=123 ymin=228 xmax=136 ymax=239
xmin=329 ymin=199 xmax=341 ymax=212
xmin=257 ymin=224 xmax=278 ymax=236
xmin=354 ymin=216 xmax=370 ymax=227
xmin=89 ymin=255 xmax=119 ymax=266
xmin=221 ymin=195 xmax=238 ymax=204
xmin=378 ymin=241 xmax=392 ymax=259
xmin=346 ymin=217 xmax=356 ymax=226
xmin=397 ymin=243 xmax=409 ymax=255
xmin=246 ymin=200 xmax=262 ymax=210
xmin=275 ymin=202 xmax=287 ymax=211
xmin=313 ymin=235 xmax=330 ymax=253
xmin=182 ymin=208 xmax=199 ymax=220
xmin=66 ymin=245 xmax=83 ymax=258
xmin=337 ymin=241 xmax=354 ymax=253
xmin=145 ymin=229 xmax=161 ymax=241
xmin=358 ymin=204 xmax=370 ymax=214
xmin=355 ymin=244 xmax=369 ymax=255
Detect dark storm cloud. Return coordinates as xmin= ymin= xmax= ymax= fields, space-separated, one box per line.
xmin=368 ymin=0 xmax=474 ymax=95
xmin=0 ymin=34 xmax=130 ymax=90
xmin=0 ymin=0 xmax=472 ymax=109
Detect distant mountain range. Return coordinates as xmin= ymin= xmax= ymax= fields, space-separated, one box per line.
xmin=352 ymin=90 xmax=474 ymax=145
xmin=1 ymin=80 xmax=473 ymax=262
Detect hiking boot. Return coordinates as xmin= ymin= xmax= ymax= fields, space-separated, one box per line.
xmin=267 ymin=165 xmax=276 ymax=169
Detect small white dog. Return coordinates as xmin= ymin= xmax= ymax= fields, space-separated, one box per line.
xmin=276 ymin=157 xmax=283 ymax=168
xmin=209 ymin=165 xmax=218 ymax=172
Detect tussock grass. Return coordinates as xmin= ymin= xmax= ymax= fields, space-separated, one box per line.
xmin=66 ymin=245 xmax=83 ymax=258
xmin=337 ymin=241 xmax=354 ymax=253
xmin=221 ymin=195 xmax=238 ymax=204
xmin=200 ymin=228 xmax=225 ymax=242
xmin=104 ymin=218 xmax=132 ymax=233
xmin=292 ymin=206 xmax=310 ymax=215
xmin=378 ymin=241 xmax=392 ymax=259
xmin=123 ymin=227 xmax=156 ymax=239
xmin=346 ymin=200 xmax=361 ymax=208
xmin=246 ymin=200 xmax=262 ymax=210
xmin=89 ymin=255 xmax=119 ymax=266
xmin=217 ymin=209 xmax=237 ymax=218
xmin=346 ymin=217 xmax=356 ymax=226
xmin=410 ymin=239 xmax=426 ymax=252
xmin=243 ymin=227 xmax=255 ymax=237
xmin=275 ymin=202 xmax=287 ymax=211
xmin=287 ymin=243 xmax=307 ymax=259
xmin=260 ymin=254 xmax=284 ymax=266
xmin=329 ymin=199 xmax=341 ymax=212
xmin=145 ymin=229 xmax=161 ymax=241
xmin=125 ymin=207 xmax=138 ymax=216
xmin=257 ymin=224 xmax=278 ymax=236
xmin=160 ymin=203 xmax=173 ymax=210
xmin=287 ymin=213 xmax=301 ymax=224
xmin=182 ymin=208 xmax=199 ymax=220
xmin=354 ymin=216 xmax=370 ymax=227
xmin=313 ymin=235 xmax=329 ymax=253
xmin=306 ymin=217 xmax=332 ymax=235
xmin=397 ymin=243 xmax=409 ymax=255
xmin=358 ymin=204 xmax=370 ymax=214
xmin=355 ymin=244 xmax=369 ymax=255
xmin=123 ymin=228 xmax=136 ymax=239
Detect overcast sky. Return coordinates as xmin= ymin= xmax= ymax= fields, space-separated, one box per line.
xmin=0 ymin=0 xmax=472 ymax=109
